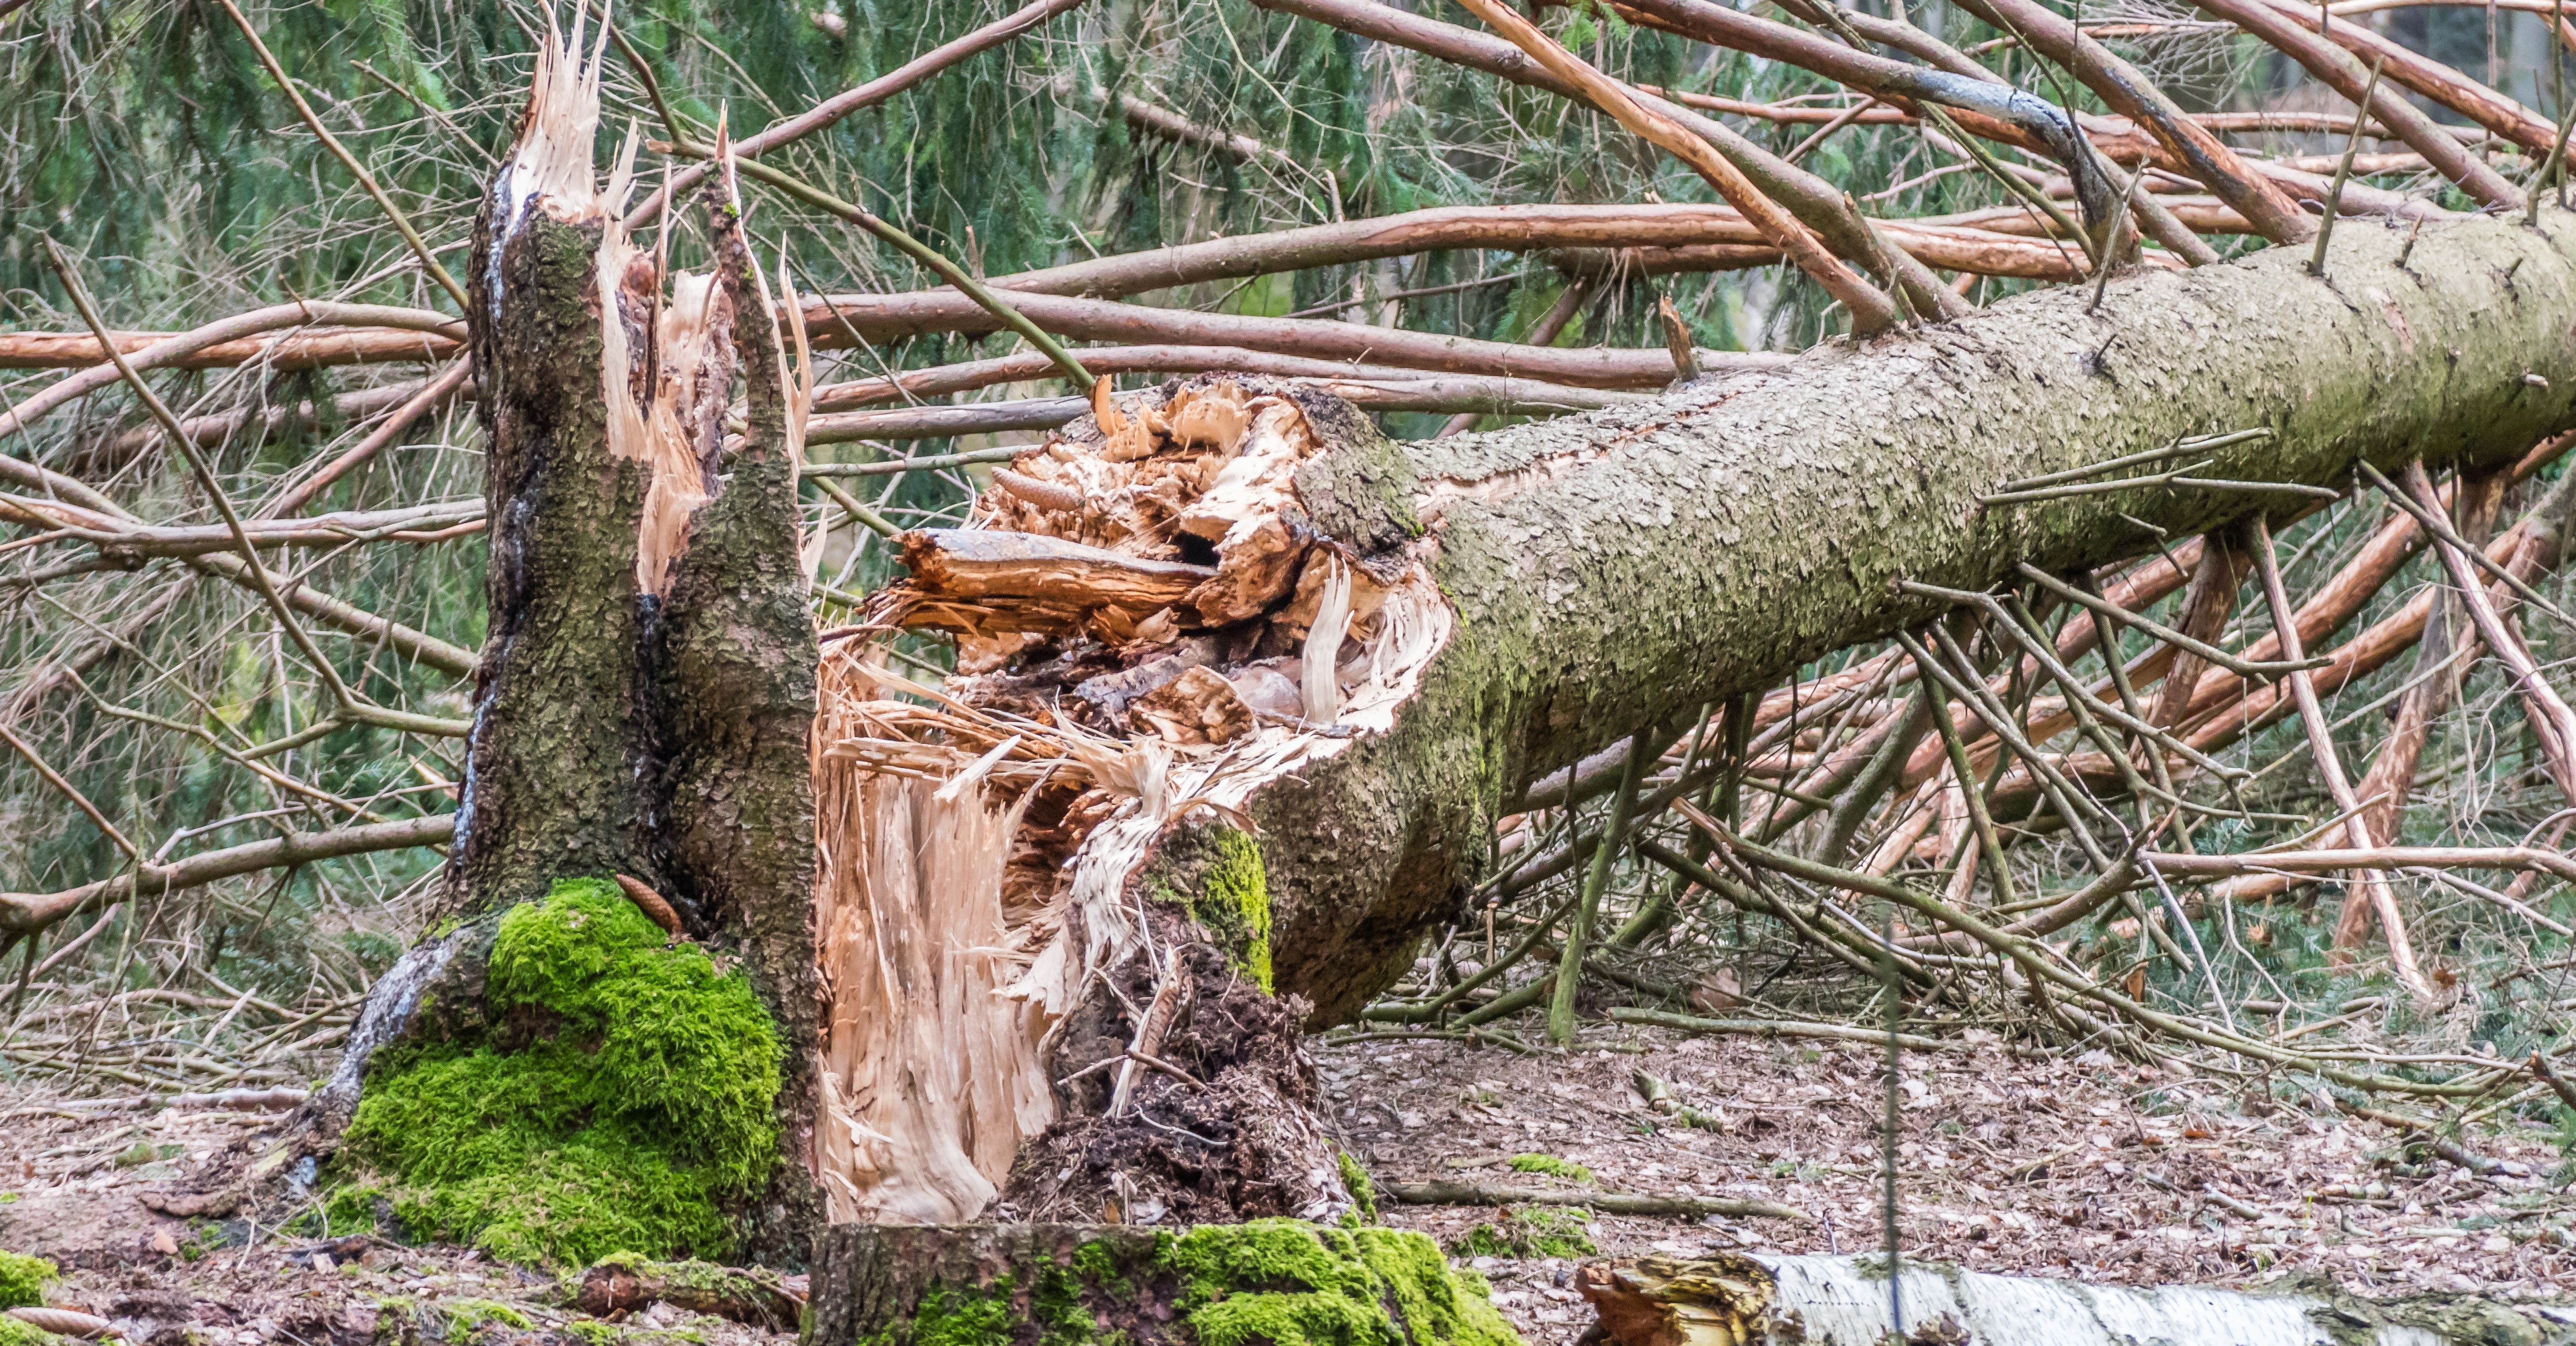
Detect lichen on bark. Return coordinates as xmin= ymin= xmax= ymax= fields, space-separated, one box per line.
xmin=1154 ymin=825 xmax=1275 ymax=993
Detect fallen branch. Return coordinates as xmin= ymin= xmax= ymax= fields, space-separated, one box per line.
xmin=804 ymin=378 xmax=1648 ymax=443
xmin=2330 ymin=1096 xmax=2503 ymax=1175
xmin=2141 ymin=845 xmax=2576 ymax=884
xmin=1382 ymin=1178 xmax=1809 ymax=1222
xmin=1606 ymin=1007 xmax=1965 ymax=1052
xmin=0 ymin=323 xmax=460 ymax=373
xmin=0 ymin=813 xmax=454 ymax=938
xmin=576 ymin=1254 xmax=806 ymax=1331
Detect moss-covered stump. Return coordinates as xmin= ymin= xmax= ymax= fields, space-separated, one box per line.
xmin=808 ymin=1220 xmax=1521 ymax=1346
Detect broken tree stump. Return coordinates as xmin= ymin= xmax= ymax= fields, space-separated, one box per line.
xmin=806 ymin=1220 xmax=1519 ymax=1346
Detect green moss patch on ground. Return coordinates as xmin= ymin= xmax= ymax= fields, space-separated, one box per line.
xmin=1504 ymin=1154 xmax=1591 ymax=1184
xmin=837 ymin=1222 xmax=1517 ymax=1346
xmin=334 ymin=878 xmax=782 ymax=1267
xmin=0 ymin=1251 xmax=53 ymax=1309
xmin=1162 ymin=1220 xmax=1519 ymax=1346
xmin=1336 ymin=1153 xmax=1378 ymax=1224
xmin=0 ymin=1317 xmax=60 ymax=1346
xmin=1447 ymin=1208 xmax=1595 ymax=1261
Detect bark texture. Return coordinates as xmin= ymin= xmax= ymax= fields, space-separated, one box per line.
xmin=813 ymin=210 xmax=2576 ymax=1242
xmin=1246 ymin=209 xmax=2576 ymax=1025
xmin=303 ymin=117 xmax=821 ymax=1255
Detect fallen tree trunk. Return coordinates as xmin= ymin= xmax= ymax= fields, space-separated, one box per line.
xmin=1579 ymin=1252 xmax=2564 ymax=1345
xmin=810 ymin=207 xmax=2576 ymax=1234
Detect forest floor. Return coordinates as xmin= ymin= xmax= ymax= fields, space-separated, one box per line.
xmin=1 ymin=1022 xmax=2571 ymax=1346
xmin=1324 ymin=1019 xmax=2576 ymax=1344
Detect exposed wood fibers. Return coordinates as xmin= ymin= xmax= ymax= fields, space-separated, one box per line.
xmin=807 ymin=377 xmax=1454 ymax=1223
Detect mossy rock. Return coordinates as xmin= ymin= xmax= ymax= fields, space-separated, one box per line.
xmin=330 ymin=877 xmax=783 ymax=1267
xmin=811 ymin=1221 xmax=1521 ymax=1346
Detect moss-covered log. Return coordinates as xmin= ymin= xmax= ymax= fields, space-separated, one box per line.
xmin=575 ymin=1252 xmax=807 ymax=1330
xmin=807 ymin=1220 xmax=1517 ymax=1346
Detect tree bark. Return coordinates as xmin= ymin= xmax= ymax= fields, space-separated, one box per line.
xmin=1252 ymin=209 xmax=2576 ymax=1021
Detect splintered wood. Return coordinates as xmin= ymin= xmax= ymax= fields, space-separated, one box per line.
xmin=879 ymin=383 xmax=1383 ymax=689
xmin=808 ymin=378 xmax=1454 ymax=1224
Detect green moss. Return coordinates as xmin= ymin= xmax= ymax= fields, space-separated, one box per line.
xmin=0 ymin=1252 xmax=54 ymax=1309
xmin=317 ymin=1185 xmax=387 ymax=1238
xmin=0 ymin=1316 xmax=60 ymax=1346
xmin=1033 ymin=1264 xmax=1098 ymax=1346
xmin=1192 ymin=830 xmax=1274 ymax=993
xmin=565 ymin=1322 xmax=621 ymax=1346
xmin=1449 ymin=1208 xmax=1595 ymax=1260
xmin=1070 ymin=1240 xmax=1123 ymax=1289
xmin=864 ymin=1264 xmax=1117 ymax=1346
xmin=1336 ymin=1153 xmax=1378 ymax=1223
xmin=439 ymin=1299 xmax=534 ymax=1343
xmin=336 ymin=877 xmax=783 ymax=1267
xmin=1159 ymin=1220 xmax=1519 ymax=1346
xmin=903 ymin=1281 xmax=1017 ymax=1346
xmin=1506 ymin=1154 xmax=1592 ymax=1184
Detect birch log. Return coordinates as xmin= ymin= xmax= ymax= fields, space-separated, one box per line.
xmin=1580 ymin=1252 xmax=2570 ymax=1345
